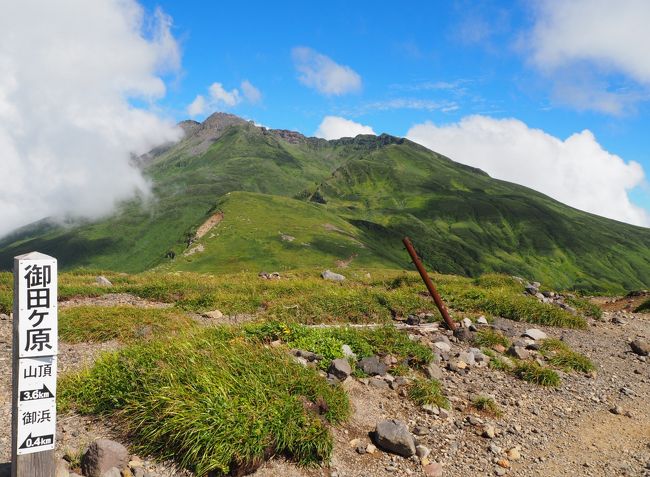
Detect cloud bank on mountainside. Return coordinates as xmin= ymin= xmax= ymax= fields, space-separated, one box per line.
xmin=0 ymin=0 xmax=182 ymax=237
xmin=407 ymin=115 xmax=649 ymax=227
xmin=315 ymin=116 xmax=376 ymax=140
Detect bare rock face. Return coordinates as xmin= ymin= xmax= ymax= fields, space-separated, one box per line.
xmin=373 ymin=419 xmax=416 ymax=457
xmin=81 ymin=439 xmax=129 ymax=477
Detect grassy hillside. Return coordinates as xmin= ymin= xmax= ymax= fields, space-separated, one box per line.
xmin=1 ymin=113 xmax=649 ymax=292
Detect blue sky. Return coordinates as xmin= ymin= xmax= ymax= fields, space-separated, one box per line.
xmin=138 ymin=0 xmax=650 ymax=225
xmin=2 ymin=1 xmax=649 ymax=234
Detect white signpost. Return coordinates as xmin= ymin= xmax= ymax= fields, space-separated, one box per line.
xmin=12 ymin=252 xmax=57 ymax=477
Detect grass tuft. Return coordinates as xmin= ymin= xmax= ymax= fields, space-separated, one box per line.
xmin=408 ymin=378 xmax=450 ymax=410
xmin=513 ymin=361 xmax=561 ymax=387
xmin=471 ymin=396 xmax=503 ymax=417
xmin=474 ymin=329 xmax=511 ymax=349
xmin=59 ymin=328 xmax=350 ymax=475
xmin=539 ymin=339 xmax=595 ymax=373
xmin=635 ymin=298 xmax=650 ymax=313
xmin=59 ymin=306 xmax=196 ymax=343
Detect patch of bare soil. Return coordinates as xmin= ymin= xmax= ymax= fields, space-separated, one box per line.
xmin=195 ymin=211 xmax=224 ymax=240
xmin=60 ymin=293 xmax=173 ymax=309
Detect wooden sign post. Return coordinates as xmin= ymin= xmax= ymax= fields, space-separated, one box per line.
xmin=11 ymin=252 xmax=58 ymax=477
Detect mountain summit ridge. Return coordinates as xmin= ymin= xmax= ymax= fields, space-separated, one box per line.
xmin=1 ymin=111 xmax=648 ymax=292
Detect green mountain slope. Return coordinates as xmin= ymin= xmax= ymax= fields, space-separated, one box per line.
xmin=1 ymin=112 xmax=649 ymax=292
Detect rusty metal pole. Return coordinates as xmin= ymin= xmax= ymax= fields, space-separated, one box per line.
xmin=402 ymin=237 xmax=457 ymax=330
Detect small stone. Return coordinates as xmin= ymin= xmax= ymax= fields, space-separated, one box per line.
xmin=374 ymin=419 xmax=417 ymax=457
xmin=458 ymin=351 xmax=475 ymax=366
xmin=507 ymin=345 xmax=529 ymax=360
xmin=507 ymin=447 xmax=521 ymax=460
xmin=439 ymin=408 xmax=450 ymax=419
xmin=523 ymin=329 xmax=547 ymax=341
xmin=416 ymin=445 xmax=431 ymax=459
xmin=203 ymin=309 xmax=223 ymax=320
xmin=492 ymin=344 xmax=506 ymax=354
xmin=497 ymin=459 xmax=511 ymax=468
xmin=483 ymin=425 xmax=496 ymax=439
xmin=81 ymin=439 xmax=129 ymax=477
xmin=358 ymin=356 xmax=388 ymax=376
xmin=56 ymin=458 xmax=70 ymax=477
xmin=369 ymin=377 xmax=390 ymax=389
xmin=434 ymin=341 xmax=451 ymax=353
xmin=328 ymin=358 xmax=352 ymax=379
xmin=489 ymin=443 xmax=502 ymax=455
xmin=462 ymin=318 xmax=473 ymax=328
xmin=422 ymin=462 xmax=443 ymax=477
xmin=477 ymin=316 xmax=488 ymax=325
xmin=422 ymin=404 xmax=440 ymax=415
xmin=366 ymin=443 xmax=377 ymax=454
xmin=412 ymin=425 xmax=429 ymax=436
xmin=95 ymin=276 xmax=112 ymax=286
xmin=630 ymin=340 xmax=649 ymax=356
xmin=610 ymin=405 xmax=624 ymax=415
xmin=342 ymin=344 xmax=356 ymax=359
xmin=495 ymin=467 xmax=507 ymax=476
xmin=356 ymin=445 xmax=367 ymax=454
xmin=425 ymin=362 xmax=444 ymax=380
xmin=321 ymin=270 xmax=345 ymax=282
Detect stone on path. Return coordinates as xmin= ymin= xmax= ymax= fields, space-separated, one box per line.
xmin=358 ymin=356 xmax=387 ymax=376
xmin=328 ymin=358 xmax=352 ymax=379
xmin=523 ymin=328 xmax=547 ymax=341
xmin=630 ymin=340 xmax=649 ymax=356
xmin=434 ymin=341 xmax=451 ymax=353
xmin=81 ymin=439 xmax=129 ymax=477
xmin=507 ymin=345 xmax=529 ymax=360
xmin=425 ymin=362 xmax=443 ymax=380
xmin=321 ymin=270 xmax=346 ymax=282
xmin=373 ymin=419 xmax=417 ymax=457
xmin=423 ymin=462 xmax=443 ymax=477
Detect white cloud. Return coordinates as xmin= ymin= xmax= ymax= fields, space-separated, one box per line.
xmin=292 ymin=47 xmax=362 ymax=95
xmin=0 ymin=0 xmax=183 ymax=238
xmin=528 ymin=0 xmax=650 ymax=113
xmin=208 ymin=82 xmax=241 ymax=107
xmin=187 ymin=95 xmax=207 ymax=116
xmin=407 ymin=115 xmax=649 ymax=226
xmin=241 ymin=80 xmax=262 ymax=104
xmin=315 ymin=116 xmax=375 ymax=140
xmin=187 ymin=79 xmax=261 ymax=117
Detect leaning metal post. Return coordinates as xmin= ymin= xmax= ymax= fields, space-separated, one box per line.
xmin=402 ymin=237 xmax=457 ymax=331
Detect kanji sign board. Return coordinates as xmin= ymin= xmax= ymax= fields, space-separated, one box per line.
xmin=12 ymin=252 xmax=58 ymax=460
xmin=15 ymin=254 xmax=58 ymax=358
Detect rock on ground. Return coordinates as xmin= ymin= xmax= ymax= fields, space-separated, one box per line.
xmin=81 ymin=439 xmax=129 ymax=477
xmin=373 ymin=419 xmax=416 ymax=457
xmin=321 ymin=270 xmax=346 ymax=282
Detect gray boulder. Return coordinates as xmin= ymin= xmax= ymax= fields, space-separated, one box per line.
xmin=358 ymin=356 xmax=387 ymax=376
xmin=424 ymin=362 xmax=443 ymax=380
xmin=373 ymin=419 xmax=416 ymax=457
xmin=523 ymin=328 xmax=547 ymax=341
xmin=321 ymin=270 xmax=345 ymax=282
xmin=507 ymin=345 xmax=529 ymax=360
xmin=81 ymin=439 xmax=129 ymax=477
xmin=328 ymin=358 xmax=352 ymax=379
xmin=630 ymin=340 xmax=649 ymax=356
xmin=95 ymin=276 xmax=112 ymax=287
